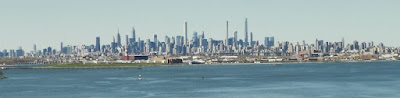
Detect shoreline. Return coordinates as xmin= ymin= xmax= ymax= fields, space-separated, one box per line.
xmin=2 ymin=60 xmax=399 ymax=69
xmin=189 ymin=60 xmax=400 ymax=66
xmin=127 ymin=60 xmax=400 ymax=68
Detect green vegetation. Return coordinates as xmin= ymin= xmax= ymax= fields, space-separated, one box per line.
xmin=37 ymin=63 xmax=167 ymax=68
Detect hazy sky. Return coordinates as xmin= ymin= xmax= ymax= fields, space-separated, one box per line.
xmin=1 ymin=0 xmax=400 ymax=51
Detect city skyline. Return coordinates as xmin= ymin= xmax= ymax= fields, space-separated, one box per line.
xmin=1 ymin=0 xmax=400 ymax=51
xmin=2 ymin=1 xmax=400 ymax=97
xmin=0 ymin=19 xmax=397 ymax=51
xmin=1 ymin=18 xmax=393 ymax=60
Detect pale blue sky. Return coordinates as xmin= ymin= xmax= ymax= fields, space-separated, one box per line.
xmin=1 ymin=0 xmax=400 ymax=51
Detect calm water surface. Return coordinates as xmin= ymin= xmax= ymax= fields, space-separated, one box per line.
xmin=1 ymin=62 xmax=400 ymax=98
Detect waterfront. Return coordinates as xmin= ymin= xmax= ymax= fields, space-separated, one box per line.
xmin=1 ymin=62 xmax=400 ymax=98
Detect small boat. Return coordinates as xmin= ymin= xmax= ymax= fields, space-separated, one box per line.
xmin=189 ymin=61 xmax=206 ymax=65
xmin=137 ymin=75 xmax=142 ymax=80
xmin=0 ymin=76 xmax=7 ymax=80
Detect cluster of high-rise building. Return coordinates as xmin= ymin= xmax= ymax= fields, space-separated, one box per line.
xmin=0 ymin=47 xmax=24 ymax=58
xmin=1 ymin=18 xmax=400 ymax=62
xmin=95 ymin=18 xmax=281 ymax=57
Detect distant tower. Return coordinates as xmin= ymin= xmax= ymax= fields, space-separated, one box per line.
xmin=244 ymin=18 xmax=249 ymax=46
xmin=33 ymin=44 xmax=37 ymax=52
xmin=154 ymin=34 xmax=158 ymax=49
xmin=264 ymin=37 xmax=269 ymax=47
xmin=138 ymin=37 xmax=141 ymax=52
xmin=171 ymin=36 xmax=175 ymax=44
xmin=125 ymin=35 xmax=129 ymax=46
xmin=234 ymin=31 xmax=238 ymax=44
xmin=96 ymin=37 xmax=100 ymax=52
xmin=201 ymin=31 xmax=205 ymax=39
xmin=184 ymin=22 xmax=188 ymax=46
xmin=270 ymin=37 xmax=275 ymax=47
xmin=60 ymin=42 xmax=63 ymax=53
xmin=225 ymin=21 xmax=229 ymax=47
xmin=165 ymin=36 xmax=170 ymax=44
xmin=132 ymin=27 xmax=136 ymax=43
xmin=342 ymin=37 xmax=345 ymax=48
xmin=250 ymin=32 xmax=253 ymax=47
xmin=193 ymin=32 xmax=198 ymax=40
xmin=353 ymin=40 xmax=359 ymax=50
xmin=117 ymin=28 xmax=121 ymax=47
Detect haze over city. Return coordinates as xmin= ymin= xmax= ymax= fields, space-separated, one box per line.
xmin=2 ymin=1 xmax=400 ymax=97
xmin=1 ymin=0 xmax=400 ymax=51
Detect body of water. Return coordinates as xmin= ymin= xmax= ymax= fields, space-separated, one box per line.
xmin=1 ymin=62 xmax=400 ymax=98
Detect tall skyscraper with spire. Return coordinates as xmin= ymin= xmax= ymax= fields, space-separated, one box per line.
xmin=117 ymin=28 xmax=121 ymax=47
xmin=184 ymin=22 xmax=188 ymax=46
xmin=225 ymin=21 xmax=229 ymax=47
xmin=132 ymin=27 xmax=136 ymax=43
xmin=244 ymin=18 xmax=249 ymax=47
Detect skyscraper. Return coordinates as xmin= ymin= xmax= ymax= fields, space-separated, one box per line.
xmin=250 ymin=32 xmax=253 ymax=47
xmin=16 ymin=47 xmax=24 ymax=57
xmin=96 ymin=37 xmax=100 ymax=52
xmin=193 ymin=32 xmax=198 ymax=40
xmin=361 ymin=42 xmax=367 ymax=50
xmin=269 ymin=37 xmax=275 ymax=47
xmin=176 ymin=36 xmax=182 ymax=46
xmin=125 ymin=35 xmax=129 ymax=46
xmin=132 ymin=27 xmax=136 ymax=43
xmin=315 ymin=39 xmax=324 ymax=50
xmin=117 ymin=28 xmax=121 ymax=47
xmin=264 ymin=37 xmax=269 ymax=47
xmin=138 ymin=37 xmax=142 ymax=52
xmin=171 ymin=36 xmax=175 ymax=44
xmin=112 ymin=36 xmax=116 ymax=53
xmin=201 ymin=31 xmax=205 ymax=39
xmin=60 ymin=42 xmax=63 ymax=53
xmin=244 ymin=18 xmax=248 ymax=47
xmin=154 ymin=34 xmax=158 ymax=49
xmin=234 ymin=31 xmax=238 ymax=44
xmin=184 ymin=22 xmax=188 ymax=46
xmin=33 ymin=44 xmax=36 ymax=52
xmin=353 ymin=40 xmax=359 ymax=50
xmin=342 ymin=37 xmax=345 ymax=48
xmin=225 ymin=21 xmax=229 ymax=47
xmin=165 ymin=36 xmax=171 ymax=45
